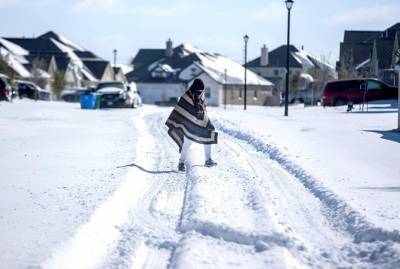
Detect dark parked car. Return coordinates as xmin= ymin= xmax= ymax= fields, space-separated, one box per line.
xmin=16 ymin=81 xmax=50 ymax=101
xmin=96 ymin=81 xmax=141 ymax=108
xmin=0 ymin=75 xmax=12 ymax=101
xmin=321 ymin=78 xmax=398 ymax=106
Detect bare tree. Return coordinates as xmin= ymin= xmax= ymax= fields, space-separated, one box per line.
xmin=30 ymin=58 xmax=48 ymax=89
xmin=0 ymin=55 xmax=16 ymax=83
xmin=289 ymin=71 xmax=301 ymax=97
xmin=338 ymin=51 xmax=357 ymax=79
xmin=51 ymin=70 xmax=66 ymax=100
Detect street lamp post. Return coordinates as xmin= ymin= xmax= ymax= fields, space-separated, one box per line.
xmin=224 ymin=69 xmax=227 ymax=110
xmin=113 ymin=49 xmax=117 ymax=81
xmin=284 ymin=0 xmax=294 ymax=116
xmin=243 ymin=34 xmax=249 ymax=110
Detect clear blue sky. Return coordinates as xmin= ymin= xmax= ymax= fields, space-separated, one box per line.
xmin=1 ymin=0 xmax=399 ymax=65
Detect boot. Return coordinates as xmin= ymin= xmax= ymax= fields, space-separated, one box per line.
xmin=205 ymin=159 xmax=217 ymax=167
xmin=178 ymin=162 xmax=185 ymax=172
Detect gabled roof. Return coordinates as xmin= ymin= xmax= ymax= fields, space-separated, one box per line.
xmin=74 ymin=50 xmax=99 ymax=59
xmin=126 ymin=47 xmax=201 ymax=83
xmin=38 ymin=31 xmax=85 ymax=51
xmin=83 ymin=60 xmax=110 ymax=80
xmin=247 ymin=45 xmax=303 ymax=68
xmin=343 ymin=30 xmax=381 ymax=43
xmin=384 ymin=23 xmax=400 ymax=39
xmin=5 ymin=37 xmax=63 ymax=55
xmin=130 ymin=49 xmax=165 ymax=68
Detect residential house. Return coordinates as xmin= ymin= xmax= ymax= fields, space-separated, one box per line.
xmin=1 ymin=31 xmax=116 ymax=92
xmin=337 ymin=23 xmax=400 ymax=85
xmin=126 ymin=39 xmax=273 ymax=106
xmin=247 ymin=44 xmax=335 ymax=103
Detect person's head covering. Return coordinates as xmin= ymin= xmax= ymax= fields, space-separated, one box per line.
xmin=189 ymin=78 xmax=205 ymax=94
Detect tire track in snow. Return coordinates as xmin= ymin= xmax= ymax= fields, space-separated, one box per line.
xmin=214 ymin=118 xmax=400 ymax=243
xmin=41 ymin=111 xmax=158 ymax=269
xmin=216 ymin=120 xmax=400 ymax=268
xmin=171 ymin=124 xmax=306 ymax=267
xmin=100 ymin=112 xmax=187 ymax=269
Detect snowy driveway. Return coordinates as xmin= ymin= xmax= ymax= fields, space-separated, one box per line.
xmin=1 ymin=100 xmax=400 ymax=268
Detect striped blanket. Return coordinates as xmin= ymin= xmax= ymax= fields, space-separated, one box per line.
xmin=165 ymin=90 xmax=218 ymax=152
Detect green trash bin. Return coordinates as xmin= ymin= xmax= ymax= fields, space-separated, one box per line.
xmin=95 ymin=94 xmax=101 ymax=109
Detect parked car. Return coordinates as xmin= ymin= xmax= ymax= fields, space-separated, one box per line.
xmin=321 ymin=78 xmax=398 ymax=106
xmin=16 ymin=81 xmax=51 ymax=101
xmin=0 ymin=75 xmax=12 ymax=101
xmin=95 ymin=81 xmax=142 ymax=108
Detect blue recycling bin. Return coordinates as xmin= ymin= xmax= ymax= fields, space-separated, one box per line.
xmin=80 ymin=93 xmax=100 ymax=109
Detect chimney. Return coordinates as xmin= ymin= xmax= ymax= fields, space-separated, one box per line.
xmin=260 ymin=44 xmax=269 ymax=66
xmin=166 ymin=38 xmax=173 ymax=57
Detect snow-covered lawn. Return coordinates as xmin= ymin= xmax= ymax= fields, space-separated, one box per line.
xmin=0 ymin=99 xmax=399 ymax=269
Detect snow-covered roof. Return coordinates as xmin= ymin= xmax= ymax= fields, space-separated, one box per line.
xmin=0 ymin=37 xmax=29 ymax=56
xmin=81 ymin=67 xmax=97 ymax=82
xmin=51 ymin=38 xmax=83 ymax=67
xmin=300 ymin=73 xmax=314 ymax=82
xmin=293 ymin=50 xmax=335 ymax=71
xmin=0 ymin=47 xmax=31 ymax=78
xmin=56 ymin=34 xmax=85 ymax=51
xmin=177 ymin=43 xmax=203 ymax=56
xmin=130 ymin=42 xmax=273 ymax=86
xmin=192 ymin=52 xmax=273 ymax=86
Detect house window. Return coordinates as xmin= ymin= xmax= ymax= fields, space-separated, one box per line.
xmin=205 ymin=87 xmax=211 ymax=98
xmin=254 ymin=90 xmax=258 ymax=99
xmin=274 ymin=69 xmax=279 ymax=76
xmin=239 ymin=88 xmax=242 ymax=99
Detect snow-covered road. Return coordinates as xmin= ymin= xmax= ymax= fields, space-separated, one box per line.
xmin=1 ymin=100 xmax=399 ymax=268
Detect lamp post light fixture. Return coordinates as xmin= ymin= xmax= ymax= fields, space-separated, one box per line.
xmin=284 ymin=0 xmax=293 ymax=116
xmin=243 ymin=34 xmax=249 ymax=110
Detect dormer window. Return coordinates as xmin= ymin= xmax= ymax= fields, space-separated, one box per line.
xmin=151 ymin=63 xmax=174 ymax=78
